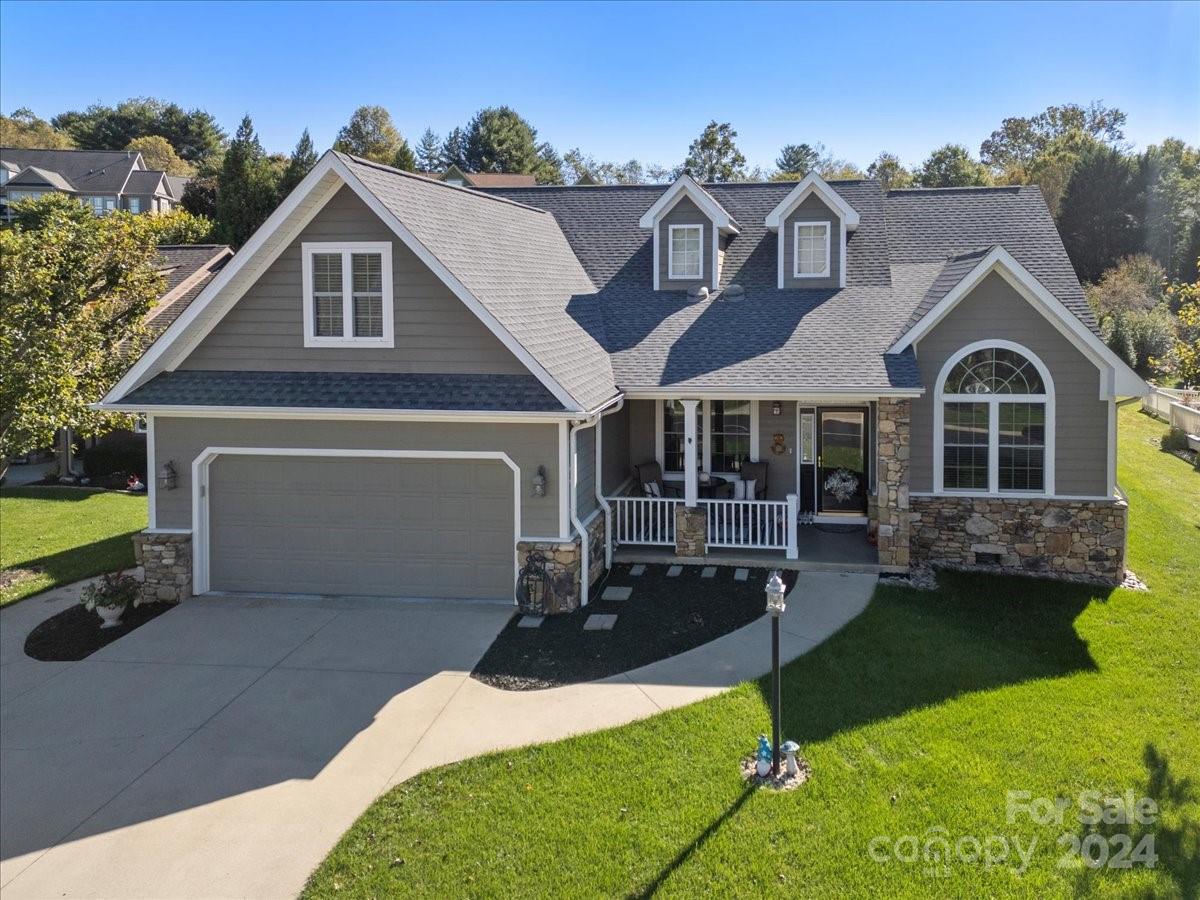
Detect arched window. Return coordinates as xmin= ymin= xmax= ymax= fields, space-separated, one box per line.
xmin=935 ymin=341 xmax=1054 ymax=495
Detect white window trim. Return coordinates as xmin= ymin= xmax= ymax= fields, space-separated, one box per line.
xmin=301 ymin=241 xmax=394 ymax=348
xmin=655 ymin=399 xmax=760 ymax=478
xmin=667 ymin=223 xmax=704 ymax=282
xmin=933 ymin=339 xmax=1056 ymax=496
xmin=128 ymin=197 xmax=141 ymax=214
xmin=793 ymin=221 xmax=831 ymax=279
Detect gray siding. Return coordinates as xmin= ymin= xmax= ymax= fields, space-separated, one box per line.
xmin=628 ymin=399 xmax=657 ymax=473
xmin=910 ymin=271 xmax=1109 ymax=496
xmin=181 ymin=185 xmax=530 ymax=375
xmin=600 ymin=403 xmax=630 ymax=493
xmin=657 ymin=196 xmax=712 ymax=290
xmin=782 ymin=193 xmax=841 ymax=290
xmin=757 ymin=400 xmax=797 ymax=500
xmin=575 ymin=423 xmax=598 ymax=517
xmin=151 ymin=416 xmax=561 ymax=537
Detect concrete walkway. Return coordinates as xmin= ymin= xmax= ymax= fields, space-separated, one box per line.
xmin=0 ymin=571 xmax=875 ymax=899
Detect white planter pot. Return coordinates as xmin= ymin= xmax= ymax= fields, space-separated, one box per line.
xmin=96 ymin=604 xmax=125 ymax=629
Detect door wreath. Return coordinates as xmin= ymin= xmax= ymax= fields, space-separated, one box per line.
xmin=823 ymin=467 xmax=859 ymax=502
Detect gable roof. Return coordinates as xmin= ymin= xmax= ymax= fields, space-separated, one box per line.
xmin=8 ymin=165 xmax=75 ymax=191
xmin=764 ymin=171 xmax=861 ymax=230
xmin=437 ymin=165 xmax=538 ymax=188
xmin=0 ymin=147 xmax=143 ymax=194
xmin=637 ymin=174 xmax=741 ymax=233
xmin=163 ymin=174 xmax=189 ymax=199
xmin=104 ymin=151 xmax=617 ymax=413
xmin=125 ymin=169 xmax=170 ymax=196
xmin=146 ymin=244 xmax=233 ymax=334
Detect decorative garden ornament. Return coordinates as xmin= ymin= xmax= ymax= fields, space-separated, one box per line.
xmin=781 ymin=740 xmax=801 ymax=776
xmin=756 ymin=734 xmax=773 ymax=777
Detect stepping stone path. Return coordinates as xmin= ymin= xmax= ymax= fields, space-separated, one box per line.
xmin=734 ymin=568 xmax=750 ymax=582
xmin=701 ymin=566 xmax=717 ymax=578
xmin=667 ymin=565 xmax=683 ymax=577
xmin=517 ymin=616 xmax=544 ymax=628
xmin=583 ymin=614 xmax=618 ymax=631
xmin=601 ymin=586 xmax=633 ymax=601
xmin=629 ymin=564 xmax=646 ymax=576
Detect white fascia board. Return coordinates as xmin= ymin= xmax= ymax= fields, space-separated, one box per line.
xmin=90 ymin=402 xmax=579 ymax=422
xmin=638 ymin=174 xmax=739 ymax=234
xmin=622 ymin=387 xmax=924 ymax=401
xmin=764 ymin=172 xmax=860 ymax=231
xmin=888 ymin=246 xmax=1148 ymax=399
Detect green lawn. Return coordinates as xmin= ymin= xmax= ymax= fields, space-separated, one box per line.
xmin=306 ymin=405 xmax=1199 ymax=899
xmin=0 ymin=486 xmax=147 ymax=607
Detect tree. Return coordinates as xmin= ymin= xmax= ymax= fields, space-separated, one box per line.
xmin=1140 ymin=138 xmax=1200 ymax=281
xmin=916 ymin=144 xmax=992 ymax=187
xmin=1101 ymin=310 xmax=1136 ymax=370
xmin=980 ymin=101 xmax=1127 ymax=180
xmin=147 ymin=209 xmax=216 ymax=245
xmin=279 ymin=128 xmax=318 ymax=196
xmin=1164 ymin=272 xmax=1200 ymax=385
xmin=52 ymin=98 xmax=225 ymax=165
xmin=215 ymin=115 xmax=281 ymax=247
xmin=681 ymin=121 xmax=746 ymax=183
xmin=125 ymin=135 xmax=194 ymax=176
xmin=415 ymin=128 xmax=442 ymax=173
xmin=0 ymin=108 xmax=74 ymax=149
xmin=0 ymin=194 xmax=163 ymax=463
xmin=562 ymin=148 xmax=645 ymax=185
xmin=333 ymin=106 xmax=416 ymax=170
xmin=440 ymin=127 xmax=468 ymax=171
xmin=1021 ymin=130 xmax=1096 ymax=216
xmin=181 ymin=175 xmax=218 ymax=219
xmin=1085 ymin=255 xmax=1167 ymax=319
xmin=1057 ymin=142 xmax=1144 ymax=283
xmin=866 ymin=152 xmax=914 ymax=190
xmin=775 ymin=143 xmax=822 ymax=178
xmin=460 ymin=106 xmax=562 ymax=183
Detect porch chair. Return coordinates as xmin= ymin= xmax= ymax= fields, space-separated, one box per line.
xmin=740 ymin=460 xmax=769 ymax=500
xmin=634 ymin=461 xmax=682 ymax=498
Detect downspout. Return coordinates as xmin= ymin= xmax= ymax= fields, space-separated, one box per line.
xmin=595 ymin=398 xmax=626 ymax=569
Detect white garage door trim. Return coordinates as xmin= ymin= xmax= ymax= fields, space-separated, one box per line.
xmin=191 ymin=446 xmax=521 ymax=600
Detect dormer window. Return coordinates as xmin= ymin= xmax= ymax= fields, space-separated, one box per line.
xmin=302 ymin=242 xmax=394 ymax=348
xmin=794 ymin=222 xmax=830 ymax=278
xmin=669 ymin=225 xmax=703 ymax=280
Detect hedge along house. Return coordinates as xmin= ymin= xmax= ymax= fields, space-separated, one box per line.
xmin=98 ymin=152 xmax=1146 ymax=613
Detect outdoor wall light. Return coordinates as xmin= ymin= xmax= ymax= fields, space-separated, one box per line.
xmin=532 ymin=465 xmax=547 ymax=497
xmin=772 ymin=401 xmax=782 ymax=416
xmin=157 ymin=460 xmax=178 ymax=491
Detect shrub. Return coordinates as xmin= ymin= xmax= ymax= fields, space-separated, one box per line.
xmin=81 ymin=570 xmax=142 ymax=611
xmin=81 ymin=430 xmax=146 ymax=478
xmin=1126 ymin=307 xmax=1177 ymax=375
xmin=1161 ymin=427 xmax=1189 ymax=453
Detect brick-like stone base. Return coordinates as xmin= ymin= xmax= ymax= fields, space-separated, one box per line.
xmin=132 ymin=530 xmax=192 ymax=604
xmin=873 ymin=398 xmax=912 ymax=568
xmin=675 ymin=506 xmax=706 ymax=557
xmin=516 ymin=513 xmax=609 ymax=615
xmin=909 ymin=495 xmax=1128 ymax=584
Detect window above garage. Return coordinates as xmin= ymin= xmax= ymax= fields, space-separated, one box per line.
xmin=301 ymin=242 xmax=394 ymax=348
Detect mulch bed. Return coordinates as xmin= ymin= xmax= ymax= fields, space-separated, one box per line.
xmin=472 ymin=563 xmax=798 ymax=691
xmin=24 ymin=601 xmax=175 ymax=662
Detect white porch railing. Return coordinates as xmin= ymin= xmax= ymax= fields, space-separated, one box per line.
xmin=608 ymin=496 xmax=681 ymax=546
xmin=1142 ymin=387 xmax=1200 ymax=444
xmin=701 ymin=495 xmax=798 ymax=556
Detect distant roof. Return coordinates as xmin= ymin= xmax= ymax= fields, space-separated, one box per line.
xmin=116 ymin=370 xmax=565 ymax=412
xmin=8 ymin=165 xmax=75 ymax=191
xmin=436 ymin=166 xmax=538 ymax=188
xmin=148 ymin=245 xmax=233 ymax=335
xmin=163 ymin=174 xmax=189 ymax=200
xmin=0 ymin=147 xmax=142 ymax=194
xmin=125 ymin=169 xmax=169 ymax=196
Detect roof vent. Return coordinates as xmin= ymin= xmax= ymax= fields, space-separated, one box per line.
xmin=723 ymin=284 xmax=745 ymax=300
xmin=687 ymin=285 xmax=710 ymax=302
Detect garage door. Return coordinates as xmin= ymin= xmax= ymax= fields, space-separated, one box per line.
xmin=208 ymin=455 xmax=514 ymax=600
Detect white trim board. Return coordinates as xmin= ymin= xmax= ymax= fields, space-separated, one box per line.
xmin=189 ymin=447 xmax=522 ymax=601
xmin=764 ymin=172 xmax=861 ymax=231
xmin=103 ymin=152 xmax=583 ymax=413
xmin=638 ymin=173 xmax=740 ymax=233
xmin=888 ymin=246 xmax=1147 ymax=399
xmin=96 ymin=404 xmax=579 ymax=422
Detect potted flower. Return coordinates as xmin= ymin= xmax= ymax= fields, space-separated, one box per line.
xmin=80 ymin=571 xmax=141 ymax=629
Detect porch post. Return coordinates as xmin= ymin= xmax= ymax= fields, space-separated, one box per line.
xmin=682 ymin=399 xmax=699 ymax=507
xmin=786 ymin=493 xmax=799 ymax=560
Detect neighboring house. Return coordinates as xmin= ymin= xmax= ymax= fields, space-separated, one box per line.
xmin=0 ymin=147 xmax=188 ymax=219
xmin=99 ymin=151 xmax=1146 ymax=611
xmin=436 ymin=164 xmax=538 ymax=188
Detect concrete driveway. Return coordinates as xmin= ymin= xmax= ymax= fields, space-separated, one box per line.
xmin=0 ymin=571 xmax=875 ymax=899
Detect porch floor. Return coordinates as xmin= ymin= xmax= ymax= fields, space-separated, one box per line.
xmin=614 ymin=525 xmax=884 ymax=574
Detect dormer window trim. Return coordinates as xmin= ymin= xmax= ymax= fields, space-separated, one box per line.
xmin=667 ymin=223 xmax=704 ymax=281
xmin=641 ymin=174 xmax=740 ymax=292
xmin=301 ymin=241 xmax=395 ymax=349
xmin=793 ymin=221 xmax=831 ymax=278
xmin=765 ymin=172 xmax=858 ymax=290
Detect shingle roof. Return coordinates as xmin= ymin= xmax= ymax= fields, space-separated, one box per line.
xmin=148 ymin=245 xmax=233 ymax=335
xmin=118 ymin=370 xmax=565 ymax=412
xmin=163 ymin=174 xmax=189 ymax=200
xmin=8 ymin=165 xmax=76 ymax=191
xmin=339 ymin=152 xmax=617 ymax=411
xmin=0 ymin=148 xmax=141 ymax=194
xmin=125 ymin=169 xmax=168 ymax=195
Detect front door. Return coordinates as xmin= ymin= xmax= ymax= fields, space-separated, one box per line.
xmin=818 ymin=410 xmax=867 ymax=515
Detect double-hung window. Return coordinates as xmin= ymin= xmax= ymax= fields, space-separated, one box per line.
xmin=302 ymin=242 xmax=394 ymax=347
xmin=936 ymin=344 xmax=1053 ymax=495
xmin=128 ymin=197 xmax=141 ymax=214
xmin=793 ymin=222 xmax=830 ymax=277
xmin=668 ymin=224 xmax=703 ymax=280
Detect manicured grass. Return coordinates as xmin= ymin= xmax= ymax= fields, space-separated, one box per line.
xmin=306 ymin=406 xmax=1199 ymax=899
xmin=0 ymin=486 xmax=147 ymax=607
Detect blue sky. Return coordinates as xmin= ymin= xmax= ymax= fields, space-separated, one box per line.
xmin=2 ymin=0 xmax=1197 ymax=170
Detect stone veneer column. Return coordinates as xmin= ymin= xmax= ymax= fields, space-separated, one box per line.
xmin=675 ymin=506 xmax=706 ymax=557
xmin=516 ymin=514 xmax=609 ymax=616
xmin=132 ymin=531 xmax=192 ymax=604
xmin=874 ymin=398 xmax=912 ymax=569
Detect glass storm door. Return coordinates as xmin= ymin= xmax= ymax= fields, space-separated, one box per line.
xmin=818 ymin=411 xmax=866 ymax=514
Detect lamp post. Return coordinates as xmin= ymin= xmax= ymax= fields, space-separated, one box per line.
xmin=765 ymin=570 xmax=786 ymax=777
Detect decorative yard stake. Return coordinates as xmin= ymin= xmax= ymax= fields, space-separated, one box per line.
xmin=765 ymin=571 xmax=787 ymax=776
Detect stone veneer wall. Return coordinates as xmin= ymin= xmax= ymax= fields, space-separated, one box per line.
xmin=873 ymin=398 xmax=911 ymax=568
xmin=132 ymin=531 xmax=192 ymax=604
xmin=675 ymin=506 xmax=706 ymax=557
xmin=909 ymin=495 xmax=1128 ymax=584
xmin=516 ymin=513 xmax=608 ymax=615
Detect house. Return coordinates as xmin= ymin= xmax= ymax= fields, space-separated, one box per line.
xmin=0 ymin=147 xmax=187 ymax=219
xmin=436 ymin=163 xmax=538 ymax=188
xmin=98 ymin=151 xmax=1146 ymax=610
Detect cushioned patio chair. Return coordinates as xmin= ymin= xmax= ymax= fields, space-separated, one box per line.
xmin=634 ymin=461 xmax=682 ymax=498
xmin=740 ymin=460 xmax=769 ymax=499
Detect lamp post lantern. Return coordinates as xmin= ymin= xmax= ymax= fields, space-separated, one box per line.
xmin=765 ymin=570 xmax=786 ymax=776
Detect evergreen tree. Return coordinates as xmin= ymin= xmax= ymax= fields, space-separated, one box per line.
xmin=441 ymin=127 xmax=468 ymax=170
xmin=866 ymin=152 xmax=914 ymax=190
xmin=279 ymin=128 xmax=318 ymax=196
xmin=216 ymin=115 xmax=281 ymax=247
xmin=681 ymin=121 xmax=746 ymax=183
xmin=415 ymin=128 xmax=442 ymax=172
xmin=1057 ymin=142 xmax=1145 ymax=282
xmin=775 ymin=143 xmax=821 ymax=178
